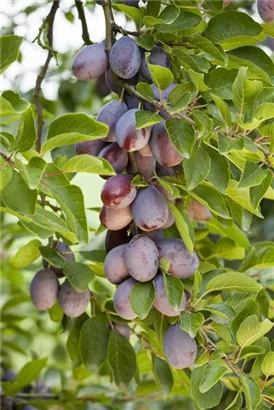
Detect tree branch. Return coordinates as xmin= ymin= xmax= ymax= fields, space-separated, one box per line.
xmin=102 ymin=1 xmax=114 ymax=52
xmin=74 ymin=0 xmax=92 ymax=45
xmin=33 ymin=0 xmax=60 ymax=152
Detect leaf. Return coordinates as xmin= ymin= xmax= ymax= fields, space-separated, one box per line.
xmin=165 ymin=118 xmax=195 ymax=159
xmin=205 ymin=145 xmax=229 ymax=193
xmin=168 ymin=202 xmax=194 ymax=254
xmin=206 ymin=271 xmax=262 ymax=294
xmin=188 ymin=69 xmax=211 ymax=92
xmin=64 ymin=261 xmax=94 ymax=292
xmin=224 ymin=392 xmax=243 ymax=410
xmin=0 ymin=35 xmax=23 ymax=74
xmin=107 ymin=329 xmax=136 ymax=389
xmin=236 ymin=315 xmax=273 ymax=348
xmin=148 ymin=63 xmax=174 ymax=90
xmin=199 ymin=363 xmax=227 ymax=393
xmin=209 ymin=238 xmax=245 ymax=261
xmin=62 ymin=155 xmax=115 ymax=176
xmin=230 ymin=298 xmax=259 ymax=336
xmin=167 ymin=92 xmax=192 ymax=115
xmin=238 ymin=162 xmax=266 ymax=189
xmin=112 ymin=4 xmax=142 ymax=27
xmin=9 ymin=239 xmax=41 ymax=269
xmin=180 ymin=312 xmax=204 ymax=338
xmin=152 ymin=354 xmax=173 ymax=398
xmin=156 ymin=10 xmax=202 ymax=34
xmin=232 ymin=67 xmax=263 ymax=112
xmin=67 ymin=314 xmax=88 ymax=368
xmin=190 ymin=183 xmax=231 ymax=219
xmin=136 ymin=82 xmax=155 ymax=102
xmin=135 ymin=110 xmax=162 ymax=129
xmin=0 ymin=90 xmax=29 ymax=117
xmin=239 ymin=242 xmax=274 ymax=272
xmin=80 ymin=316 xmax=110 ymax=372
xmin=189 ymin=35 xmax=227 ymax=65
xmin=183 ymin=143 xmax=211 ymax=190
xmin=163 ymin=273 xmax=184 ymax=311
xmin=262 ymin=352 xmax=274 ymax=376
xmin=191 ymin=365 xmax=223 ymax=409
xmin=13 ymin=105 xmax=36 ymax=152
xmin=226 ymin=180 xmax=262 ymax=216
xmin=25 ymin=157 xmax=47 ymax=189
xmin=0 ymin=166 xmax=12 ymax=191
xmin=130 ymin=282 xmax=155 ymax=320
xmin=240 ymin=373 xmax=261 ymax=410
xmin=211 ymin=94 xmax=231 ymax=125
xmin=204 ymin=68 xmax=238 ymax=100
xmin=1 ymin=171 xmax=37 ymax=216
xmin=42 ymin=113 xmax=108 ymax=154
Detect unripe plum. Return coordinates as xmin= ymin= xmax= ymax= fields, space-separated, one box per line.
xmin=97 ymin=100 xmax=128 ymax=142
xmin=58 ymin=280 xmax=90 ymax=317
xmin=164 ymin=324 xmax=197 ymax=369
xmin=156 ymin=238 xmax=199 ymax=279
xmin=125 ymin=234 xmax=159 ymax=282
xmin=187 ymin=200 xmax=211 ymax=222
xmin=132 ymin=185 xmax=169 ymax=231
xmin=154 ymin=274 xmax=186 ymax=316
xmin=109 ymin=37 xmax=141 ymax=79
xmin=98 ymin=142 xmax=128 ymax=174
xmin=135 ymin=152 xmax=156 ymax=179
xmin=101 ymin=174 xmax=137 ymax=208
xmin=116 ymin=109 xmax=151 ymax=152
xmin=113 ymin=278 xmax=138 ymax=320
xmin=43 ymin=241 xmax=75 ymax=277
xmin=75 ymin=139 xmax=106 ymax=156
xmin=104 ymin=244 xmax=129 ymax=284
xmin=100 ymin=205 xmax=132 ymax=231
xmin=140 ymin=46 xmax=171 ymax=81
xmin=72 ymin=42 xmax=108 ymax=80
xmin=150 ymin=121 xmax=183 ymax=167
xmin=30 ymin=269 xmax=59 ymax=310
xmin=114 ymin=323 xmax=130 ymax=339
xmin=257 ymin=0 xmax=274 ymax=22
xmin=105 ymin=228 xmax=132 ymax=252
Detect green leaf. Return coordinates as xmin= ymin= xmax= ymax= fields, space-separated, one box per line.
xmin=42 ymin=113 xmax=108 ymax=154
xmin=163 ymin=272 xmax=183 ymax=311
xmin=250 ymin=172 xmax=273 ymax=209
xmin=64 ymin=261 xmax=94 ymax=293
xmin=204 ymin=304 xmax=235 ymax=321
xmin=209 ymin=238 xmax=245 ymax=261
xmin=62 ymin=154 xmax=115 ymax=176
xmin=199 ymin=363 xmax=227 ymax=393
xmin=67 ymin=314 xmax=88 ymax=368
xmin=12 ymin=105 xmax=36 ymax=152
xmin=135 ymin=34 xmax=155 ymax=51
xmin=183 ymin=143 xmax=211 ymax=190
xmin=108 ymin=329 xmax=137 ymax=390
xmin=112 ymin=4 xmax=142 ymax=27
xmin=1 ymin=171 xmax=37 ymax=216
xmin=189 ymin=35 xmax=228 ymax=65
xmin=135 ymin=110 xmax=162 ymax=129
xmin=167 ymin=92 xmax=192 ymax=115
xmin=192 ymin=271 xmax=202 ymax=300
xmin=236 ymin=315 xmax=273 ymax=348
xmin=232 ymin=67 xmax=263 ymax=112
xmin=0 ymin=90 xmax=29 ymax=117
xmin=240 ymin=345 xmax=265 ymax=361
xmin=190 ymin=183 xmax=231 ymax=219
xmin=238 ymin=162 xmax=266 ymax=189
xmin=226 ymin=180 xmax=262 ymax=216
xmin=0 ymin=166 xmax=12 ymax=191
xmin=211 ymin=94 xmax=231 ymax=125
xmin=254 ymin=102 xmax=274 ymax=122
xmin=0 ymin=35 xmax=23 ymax=74
xmin=230 ymin=298 xmax=259 ymax=336
xmin=15 ymin=157 xmax=47 ymax=189
xmin=165 ymin=118 xmax=195 ymax=159
xmin=49 ymin=300 xmax=63 ymax=323
xmin=130 ymin=282 xmax=155 ymax=320
xmin=262 ymin=352 xmax=274 ymax=376
xmin=205 ymin=145 xmax=229 ymax=193
xmin=180 ymin=312 xmax=204 ymax=338
xmin=240 ymin=373 xmax=261 ymax=410
xmin=152 ymin=354 xmax=173 ymax=398
xmin=168 ymin=202 xmax=194 ymax=254
xmin=188 ymin=69 xmax=211 ymax=92
xmin=206 ymin=271 xmax=262 ymax=294
xmin=191 ymin=365 xmax=223 ymax=409
xmin=156 ymin=10 xmax=202 ymax=34
xmin=224 ymin=392 xmax=243 ymax=410
xmin=80 ymin=316 xmax=110 ymax=372
xmin=136 ymin=82 xmax=155 ymax=102
xmin=147 ymin=63 xmax=174 ymax=91
xmin=9 ymin=239 xmax=41 ymax=269
xmin=204 ymin=68 xmax=238 ymax=100
xmin=239 ymin=242 xmax=274 ymax=272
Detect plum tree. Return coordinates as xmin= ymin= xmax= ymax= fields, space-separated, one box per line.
xmin=116 ymin=109 xmax=151 ymax=152
xmin=124 ymin=235 xmax=159 ymax=282
xmin=135 ymin=151 xmax=156 ymax=179
xmin=109 ymin=37 xmax=141 ymax=79
xmin=113 ymin=278 xmax=138 ymax=320
xmin=105 ymin=228 xmax=132 ymax=252
xmin=96 ymin=100 xmax=128 ymax=142
xmin=164 ymin=324 xmax=197 ymax=369
xmin=156 ymin=238 xmax=199 ymax=278
xmin=153 ymin=274 xmax=186 ymax=316
xmin=98 ymin=142 xmax=128 ymax=174
xmin=101 ymin=174 xmax=137 ymax=208
xmin=140 ymin=46 xmax=171 ymax=81
xmin=58 ymin=280 xmax=90 ymax=317
xmin=100 ymin=205 xmax=132 ymax=231
xmin=75 ymin=139 xmax=106 ymax=156
xmin=150 ymin=121 xmax=183 ymax=167
xmin=131 ymin=185 xmax=169 ymax=231
xmin=114 ymin=324 xmax=130 ymax=339
xmin=187 ymin=200 xmax=211 ymax=222
xmin=30 ymin=269 xmax=59 ymax=310
xmin=104 ymin=244 xmax=129 ymax=284
xmin=72 ymin=42 xmax=108 ymax=80
xmin=257 ymin=0 xmax=274 ymax=22
xmin=42 ymin=241 xmax=75 ymax=277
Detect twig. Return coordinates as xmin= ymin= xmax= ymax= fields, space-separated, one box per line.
xmin=112 ymin=23 xmax=141 ymax=37
xmin=74 ymin=0 xmax=92 ymax=45
xmin=34 ymin=0 xmax=60 ymax=152
xmin=102 ymin=1 xmax=114 ymax=52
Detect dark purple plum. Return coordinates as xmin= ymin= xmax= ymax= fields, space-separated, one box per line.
xmin=116 ymin=109 xmax=151 ymax=152
xmin=140 ymin=46 xmax=171 ymax=81
xmin=2 ymin=369 xmax=16 ymax=382
xmin=164 ymin=324 xmax=197 ymax=369
xmin=156 ymin=238 xmax=199 ymax=279
xmin=114 ymin=323 xmax=130 ymax=339
xmin=95 ymin=73 xmax=111 ymax=98
xmin=135 ymin=152 xmax=156 ymax=179
xmin=72 ymin=42 xmax=108 ymax=80
xmin=75 ymin=139 xmax=106 ymax=156
xmin=105 ymin=67 xmax=138 ymax=95
xmin=43 ymin=241 xmax=75 ymax=277
xmin=30 ymin=269 xmax=59 ymax=310
xmin=100 ymin=205 xmax=132 ymax=231
xmin=156 ymin=163 xmax=176 ymax=177
xmin=104 ymin=244 xmax=129 ymax=284
xmin=125 ymin=234 xmax=159 ymax=282
xmin=105 ymin=228 xmax=132 ymax=253
xmin=58 ymin=280 xmax=90 ymax=318
xmin=120 ymin=0 xmax=139 ymax=6
xmin=154 ymin=274 xmax=186 ymax=316
xmin=109 ymin=37 xmax=141 ymax=79
xmin=101 ymin=174 xmax=137 ymax=208
xmin=151 ymin=83 xmax=176 ymax=101
xmin=98 ymin=142 xmax=128 ymax=174
xmin=257 ymin=0 xmax=274 ymax=22
xmin=150 ymin=121 xmax=183 ymax=167
xmin=144 ymin=229 xmax=165 ymax=242
xmin=97 ymin=100 xmax=128 ymax=142
xmin=124 ymin=92 xmax=139 ymax=109
xmin=113 ymin=278 xmax=138 ymax=320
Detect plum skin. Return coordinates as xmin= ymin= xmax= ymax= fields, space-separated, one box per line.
xmin=153 ymin=274 xmax=186 ymax=317
xmin=30 ymin=269 xmax=59 ymax=310
xmin=100 ymin=205 xmax=132 ymax=231
xmin=104 ymin=244 xmax=129 ymax=284
xmin=101 ymin=174 xmax=137 ymax=209
xmin=75 ymin=139 xmax=106 ymax=157
xmin=113 ymin=278 xmax=138 ymax=320
xmin=109 ymin=37 xmax=141 ymax=79
xmin=98 ymin=142 xmax=128 ymax=174
xmin=116 ymin=109 xmax=151 ymax=152
xmin=72 ymin=42 xmax=108 ymax=80
xmin=97 ymin=100 xmax=128 ymax=142
xmin=257 ymin=0 xmax=274 ymax=22
xmin=164 ymin=324 xmax=197 ymax=369
xmin=58 ymin=280 xmax=90 ymax=318
xmin=150 ymin=121 xmax=183 ymax=167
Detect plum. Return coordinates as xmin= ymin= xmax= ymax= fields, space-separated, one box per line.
xmin=140 ymin=46 xmax=171 ymax=81
xmin=125 ymin=234 xmax=159 ymax=282
xmin=144 ymin=229 xmax=165 ymax=242
xmin=100 ymin=205 xmax=132 ymax=231
xmin=138 ymin=143 xmax=153 ymax=157
xmin=75 ymin=139 xmax=106 ymax=156
xmin=43 ymin=241 xmax=75 ymax=277
xmin=135 ymin=151 xmax=156 ymax=179
xmin=150 ymin=121 xmax=183 ymax=167
xmin=95 ymin=73 xmax=111 ymax=98
xmin=113 ymin=278 xmax=138 ymax=320
xmin=114 ymin=323 xmax=130 ymax=339
xmin=98 ymin=142 xmax=128 ymax=174
xmin=156 ymin=238 xmax=199 ymax=279
xmin=104 ymin=244 xmax=129 ymax=284
xmin=124 ymin=92 xmax=139 ymax=109
xmin=132 ymin=185 xmax=169 ymax=231
xmin=187 ymin=200 xmax=211 ymax=222
xmin=105 ymin=228 xmax=132 ymax=252
xmin=153 ymin=274 xmax=186 ymax=317
xmin=120 ymin=0 xmax=139 ymax=6
xmin=97 ymin=100 xmax=128 ymax=142
xmin=101 ymin=174 xmax=137 ymax=208
xmin=161 ymin=210 xmax=174 ymax=229
xmin=156 ymin=163 xmax=176 ymax=177
xmin=72 ymin=42 xmax=108 ymax=80
xmin=116 ymin=109 xmax=151 ymax=152
xmin=58 ymin=280 xmax=90 ymax=317
xmin=30 ymin=269 xmax=59 ymax=310
xmin=257 ymin=0 xmax=274 ymax=22
xmin=164 ymin=324 xmax=197 ymax=369
xmin=109 ymin=37 xmax=141 ymax=79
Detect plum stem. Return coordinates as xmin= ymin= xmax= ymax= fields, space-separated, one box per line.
xmin=74 ymin=0 xmax=93 ymax=45
xmin=103 ymin=1 xmax=114 ymax=52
